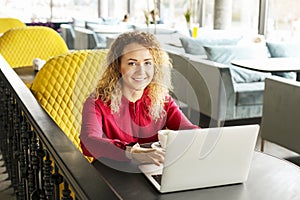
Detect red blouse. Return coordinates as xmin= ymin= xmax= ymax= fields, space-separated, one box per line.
xmin=80 ymin=90 xmax=198 ymax=161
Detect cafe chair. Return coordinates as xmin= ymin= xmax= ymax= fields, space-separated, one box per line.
xmin=60 ymin=23 xmax=75 ymax=49
xmin=0 ymin=26 xmax=68 ymax=68
xmin=0 ymin=17 xmax=26 ymax=33
xmin=260 ymin=76 xmax=300 ymax=165
xmin=74 ymin=27 xmax=106 ymax=50
xmin=30 ymin=49 xmax=108 ymax=162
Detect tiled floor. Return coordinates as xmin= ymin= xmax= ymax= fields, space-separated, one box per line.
xmin=0 ymin=137 xmax=299 ymax=200
xmin=0 ymin=155 xmax=15 ymax=200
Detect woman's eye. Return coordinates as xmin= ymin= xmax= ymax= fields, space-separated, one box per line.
xmin=128 ymin=62 xmax=136 ymax=66
xmin=127 ymin=61 xmax=152 ymax=66
xmin=145 ymin=61 xmax=152 ymax=66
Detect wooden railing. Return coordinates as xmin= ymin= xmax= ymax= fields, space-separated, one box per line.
xmin=0 ymin=63 xmax=119 ymax=199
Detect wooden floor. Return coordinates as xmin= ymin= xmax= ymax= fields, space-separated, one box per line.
xmin=0 ymin=137 xmax=299 ymax=200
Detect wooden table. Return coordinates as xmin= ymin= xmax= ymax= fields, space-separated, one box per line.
xmin=13 ymin=66 xmax=36 ymax=85
xmin=93 ymin=151 xmax=300 ymax=200
xmin=0 ymin=55 xmax=36 ymax=85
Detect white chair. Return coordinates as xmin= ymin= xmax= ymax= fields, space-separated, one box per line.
xmin=60 ymin=24 xmax=75 ymax=49
xmin=74 ymin=27 xmax=106 ymax=50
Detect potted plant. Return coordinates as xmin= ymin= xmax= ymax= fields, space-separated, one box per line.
xmin=184 ymin=8 xmax=192 ymax=25
xmin=184 ymin=8 xmax=192 ymax=36
xmin=144 ymin=10 xmax=150 ymax=32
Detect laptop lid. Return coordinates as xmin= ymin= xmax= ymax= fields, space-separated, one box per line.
xmin=139 ymin=124 xmax=259 ymax=193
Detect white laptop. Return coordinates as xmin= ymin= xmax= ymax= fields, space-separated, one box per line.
xmin=139 ymin=124 xmax=259 ymax=193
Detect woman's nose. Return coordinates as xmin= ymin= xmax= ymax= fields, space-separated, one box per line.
xmin=135 ymin=62 xmax=145 ymax=71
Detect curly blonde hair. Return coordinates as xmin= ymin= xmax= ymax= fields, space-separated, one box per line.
xmin=94 ymin=31 xmax=173 ymax=120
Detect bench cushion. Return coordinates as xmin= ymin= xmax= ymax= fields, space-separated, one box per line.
xmin=266 ymin=41 xmax=299 ymax=80
xmin=234 ymin=82 xmax=265 ymax=106
xmin=180 ymin=35 xmax=241 ymax=55
xmin=203 ymin=45 xmax=272 ymax=83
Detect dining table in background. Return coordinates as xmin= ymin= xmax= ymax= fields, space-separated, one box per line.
xmin=231 ymin=57 xmax=300 ymax=81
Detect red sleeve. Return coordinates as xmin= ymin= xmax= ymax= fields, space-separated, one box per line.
xmin=79 ymin=97 xmax=130 ymax=161
xmin=165 ymin=96 xmax=199 ymax=130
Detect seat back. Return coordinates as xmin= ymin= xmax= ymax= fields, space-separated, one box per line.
xmin=74 ymin=27 xmax=105 ymax=50
xmin=260 ymin=76 xmax=300 ymax=154
xmin=60 ymin=24 xmax=75 ymax=49
xmin=30 ymin=49 xmax=108 ymax=161
xmin=0 ymin=26 xmax=68 ymax=68
xmin=0 ymin=17 xmax=26 ymax=33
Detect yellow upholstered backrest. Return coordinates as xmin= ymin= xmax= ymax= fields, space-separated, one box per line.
xmin=0 ymin=26 xmax=68 ymax=68
xmin=30 ymin=49 xmax=108 ymax=161
xmin=0 ymin=18 xmax=26 ymax=33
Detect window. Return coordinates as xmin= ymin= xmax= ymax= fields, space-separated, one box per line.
xmin=101 ymin=0 xmax=127 ymax=21
xmin=159 ymin=0 xmax=211 ymax=27
xmin=161 ymin=0 xmax=259 ymax=35
xmin=267 ymin=0 xmax=300 ymax=41
xmin=129 ymin=0 xmax=155 ymax=23
xmin=231 ymin=0 xmax=259 ymax=33
xmin=0 ymin=0 xmax=98 ymax=23
xmin=1 ymin=0 xmax=299 ymax=41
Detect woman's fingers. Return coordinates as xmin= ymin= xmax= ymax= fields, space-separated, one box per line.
xmin=130 ymin=145 xmax=165 ymax=165
xmin=149 ymin=149 xmax=165 ymax=165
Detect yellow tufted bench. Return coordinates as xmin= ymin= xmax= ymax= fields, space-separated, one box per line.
xmin=0 ymin=17 xmax=26 ymax=33
xmin=30 ymin=49 xmax=108 ymax=162
xmin=0 ymin=26 xmax=68 ymax=68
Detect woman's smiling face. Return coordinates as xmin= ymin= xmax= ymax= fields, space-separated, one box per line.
xmin=120 ymin=43 xmax=154 ymax=94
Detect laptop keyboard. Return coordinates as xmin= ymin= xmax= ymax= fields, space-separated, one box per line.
xmin=151 ymin=174 xmax=162 ymax=185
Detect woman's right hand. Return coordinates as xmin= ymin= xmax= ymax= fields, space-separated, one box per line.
xmin=127 ymin=143 xmax=165 ymax=166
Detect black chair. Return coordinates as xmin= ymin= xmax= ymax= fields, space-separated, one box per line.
xmin=260 ymin=76 xmax=300 ymax=166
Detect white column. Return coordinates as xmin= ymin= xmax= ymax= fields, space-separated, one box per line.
xmin=258 ymin=0 xmax=268 ymax=35
xmin=99 ymin=0 xmax=109 ymax=18
xmin=214 ymin=0 xmax=232 ymax=29
xmin=199 ymin=0 xmax=206 ymax=27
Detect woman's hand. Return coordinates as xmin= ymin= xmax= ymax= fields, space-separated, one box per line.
xmin=127 ymin=143 xmax=165 ymax=166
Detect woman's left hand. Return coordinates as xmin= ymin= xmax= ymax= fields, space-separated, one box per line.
xmin=129 ymin=143 xmax=165 ymax=166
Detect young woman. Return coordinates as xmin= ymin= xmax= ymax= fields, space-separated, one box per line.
xmin=80 ymin=31 xmax=198 ymax=168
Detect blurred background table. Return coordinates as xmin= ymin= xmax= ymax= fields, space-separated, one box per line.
xmin=14 ymin=66 xmax=36 ymax=85
xmin=232 ymin=57 xmax=300 ymax=81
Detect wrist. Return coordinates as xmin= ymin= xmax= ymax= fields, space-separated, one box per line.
xmin=125 ymin=146 xmax=133 ymax=159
